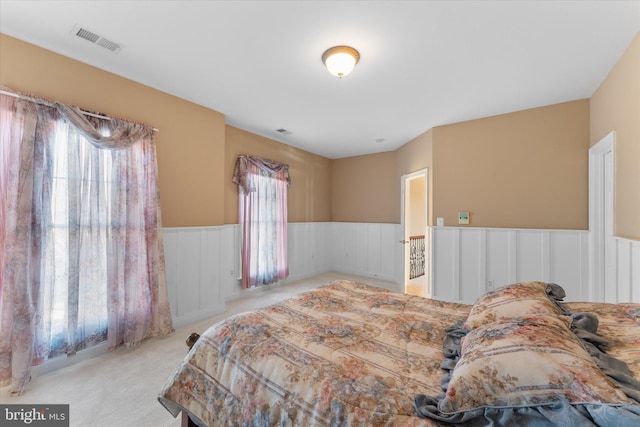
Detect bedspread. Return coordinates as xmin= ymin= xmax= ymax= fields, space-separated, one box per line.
xmin=158 ymin=280 xmax=470 ymax=426
xmin=158 ymin=280 xmax=640 ymax=426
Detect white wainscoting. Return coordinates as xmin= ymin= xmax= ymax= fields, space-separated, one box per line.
xmin=611 ymin=236 xmax=640 ymax=303
xmin=163 ymin=222 xmax=403 ymax=325
xmin=286 ymin=222 xmax=333 ymax=283
xmin=163 ymin=226 xmax=239 ymax=328
xmin=331 ymin=222 xmax=403 ymax=284
xmin=164 ymin=222 xmax=344 ymax=326
xmin=164 ymin=223 xmax=639 ymax=326
xmin=431 ymin=227 xmax=590 ymax=304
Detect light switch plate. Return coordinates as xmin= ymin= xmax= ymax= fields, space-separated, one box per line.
xmin=437 ymin=217 xmax=444 ymax=227
xmin=458 ymin=211 xmax=469 ymax=225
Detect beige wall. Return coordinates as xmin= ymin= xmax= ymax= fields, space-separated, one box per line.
xmin=432 ymin=100 xmax=590 ymax=229
xmin=396 ymin=129 xmax=434 ymax=225
xmin=352 ymin=31 xmax=637 ymax=235
xmin=590 ymin=31 xmax=640 ymax=241
xmin=332 ymin=129 xmax=435 ymax=227
xmin=391 ymin=102 xmax=590 ymax=229
xmin=332 ymin=32 xmax=636 ymax=233
xmin=1 ymin=34 xmax=332 ymax=228
xmin=224 ymin=126 xmax=332 ymax=224
xmin=409 ymin=177 xmax=426 ymax=236
xmin=4 ymin=31 xmax=636 ymax=237
xmin=0 ymin=34 xmax=225 ymax=227
xmin=331 ymin=152 xmax=398 ymax=223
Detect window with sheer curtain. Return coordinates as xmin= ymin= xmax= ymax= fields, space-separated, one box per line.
xmin=232 ymin=155 xmax=290 ymax=289
xmin=0 ymin=88 xmax=173 ymax=395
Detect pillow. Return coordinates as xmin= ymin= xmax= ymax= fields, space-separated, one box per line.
xmin=440 ymin=315 xmax=632 ymax=413
xmin=464 ymin=281 xmax=568 ymax=329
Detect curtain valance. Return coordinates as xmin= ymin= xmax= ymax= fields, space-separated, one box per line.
xmin=0 ymin=86 xmax=155 ymax=149
xmin=55 ymin=103 xmax=153 ymax=149
xmin=232 ymin=155 xmax=291 ymax=194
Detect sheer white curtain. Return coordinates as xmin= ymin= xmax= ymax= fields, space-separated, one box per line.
xmin=233 ymin=155 xmax=289 ymax=289
xmin=0 ymin=88 xmax=173 ymax=395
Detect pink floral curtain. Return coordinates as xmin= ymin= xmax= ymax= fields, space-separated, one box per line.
xmin=232 ymin=155 xmax=290 ymax=289
xmin=0 ymin=88 xmax=173 ymax=395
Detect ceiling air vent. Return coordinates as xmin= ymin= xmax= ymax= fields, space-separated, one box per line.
xmin=72 ymin=24 xmax=122 ymax=52
xmin=276 ymin=128 xmax=293 ymax=135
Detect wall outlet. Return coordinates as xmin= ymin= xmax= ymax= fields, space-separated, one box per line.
xmin=437 ymin=217 xmax=444 ymax=227
xmin=487 ymin=280 xmax=494 ymax=290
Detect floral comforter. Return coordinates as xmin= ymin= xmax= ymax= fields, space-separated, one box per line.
xmin=158 ymin=280 xmax=470 ymax=426
xmin=158 ymin=280 xmax=640 ymax=426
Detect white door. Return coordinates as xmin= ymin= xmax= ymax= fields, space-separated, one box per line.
xmin=401 ymin=169 xmax=429 ymax=297
xmin=589 ymin=131 xmax=615 ymax=302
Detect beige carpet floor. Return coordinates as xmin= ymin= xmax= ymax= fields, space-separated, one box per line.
xmin=0 ymin=272 xmax=399 ymax=427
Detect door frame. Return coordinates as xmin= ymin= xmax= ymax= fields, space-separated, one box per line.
xmin=400 ymin=168 xmax=429 ymax=296
xmin=588 ymin=131 xmax=615 ymax=302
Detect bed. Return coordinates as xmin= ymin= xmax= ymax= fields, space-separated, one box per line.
xmin=158 ymin=280 xmax=640 ymax=426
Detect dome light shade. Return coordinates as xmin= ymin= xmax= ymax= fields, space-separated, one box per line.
xmin=322 ymin=46 xmax=360 ymax=78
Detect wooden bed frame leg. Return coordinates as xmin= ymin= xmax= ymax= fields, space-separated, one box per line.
xmin=181 ymin=411 xmax=197 ymax=427
xmin=186 ymin=332 xmax=200 ymax=350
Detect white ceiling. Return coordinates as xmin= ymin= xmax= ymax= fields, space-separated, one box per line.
xmin=1 ymin=1 xmax=639 ymax=159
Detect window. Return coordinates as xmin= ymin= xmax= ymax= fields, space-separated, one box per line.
xmin=0 ymin=90 xmax=173 ymax=395
xmin=233 ymin=155 xmax=290 ymax=288
xmin=42 ymin=120 xmax=112 ymax=358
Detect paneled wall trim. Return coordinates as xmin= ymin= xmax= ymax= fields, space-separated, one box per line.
xmin=163 ymin=226 xmax=238 ymax=328
xmin=163 ymin=224 xmax=640 ymax=326
xmin=431 ymin=227 xmax=589 ymax=304
xmin=431 ymin=226 xmax=640 ymax=304
xmin=163 ymin=222 xmax=401 ymax=326
xmin=610 ymin=236 xmax=640 ymax=304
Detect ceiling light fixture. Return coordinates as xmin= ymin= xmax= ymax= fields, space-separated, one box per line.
xmin=322 ymin=45 xmax=360 ymax=78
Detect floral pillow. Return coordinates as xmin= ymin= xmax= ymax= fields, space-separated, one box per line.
xmin=438 ymin=315 xmax=632 ymax=413
xmin=415 ymin=282 xmax=640 ymax=425
xmin=464 ymin=281 xmax=568 ymax=329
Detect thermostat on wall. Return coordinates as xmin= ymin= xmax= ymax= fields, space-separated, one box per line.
xmin=458 ymin=211 xmax=469 ymax=225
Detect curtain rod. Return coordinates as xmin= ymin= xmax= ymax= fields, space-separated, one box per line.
xmin=0 ymin=89 xmax=159 ymax=132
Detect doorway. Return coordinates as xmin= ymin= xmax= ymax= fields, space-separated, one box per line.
xmin=401 ymin=169 xmax=429 ymax=297
xmin=589 ymin=131 xmax=615 ymax=302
